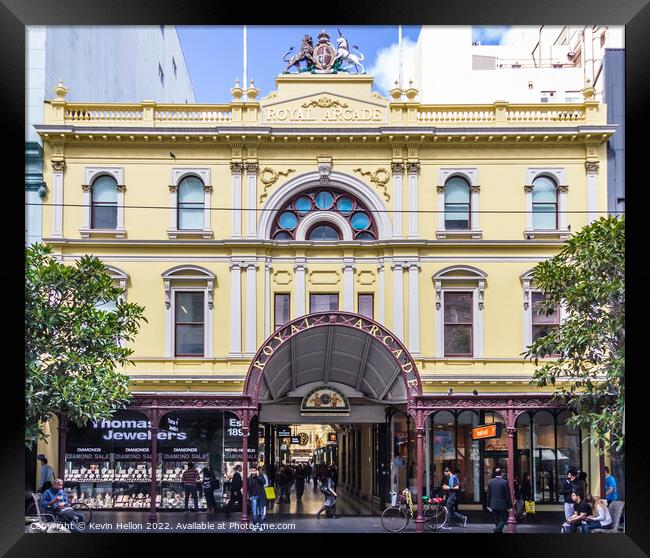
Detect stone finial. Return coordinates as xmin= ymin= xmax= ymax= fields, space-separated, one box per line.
xmin=389 ymin=80 xmax=403 ymax=101
xmin=231 ymin=79 xmax=244 ymax=101
xmin=582 ymin=79 xmax=595 ymax=100
xmin=404 ymin=80 xmax=418 ymax=101
xmin=246 ymin=79 xmax=259 ymax=101
xmin=54 ymin=80 xmax=68 ymax=100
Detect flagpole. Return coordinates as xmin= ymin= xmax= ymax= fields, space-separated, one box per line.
xmin=243 ymin=25 xmax=248 ymax=100
xmin=398 ymin=25 xmax=403 ymax=90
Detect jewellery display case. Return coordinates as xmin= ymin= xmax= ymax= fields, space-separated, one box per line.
xmin=158 ymin=456 xmax=209 ymax=510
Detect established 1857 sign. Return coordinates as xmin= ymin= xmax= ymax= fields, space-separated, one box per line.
xmin=301 ymin=386 xmax=350 ymax=416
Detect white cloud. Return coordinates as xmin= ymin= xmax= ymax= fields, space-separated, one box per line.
xmin=367 ymin=37 xmax=417 ymax=94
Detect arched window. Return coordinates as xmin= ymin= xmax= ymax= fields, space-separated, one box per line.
xmin=91 ymin=175 xmax=118 ymax=229
xmin=307 ymin=224 xmax=341 ymax=241
xmin=177 ymin=176 xmax=205 ymax=230
xmin=444 ymin=176 xmax=471 ymax=230
xmin=271 ymin=188 xmax=377 ymax=241
xmin=532 ymin=176 xmax=558 ymax=230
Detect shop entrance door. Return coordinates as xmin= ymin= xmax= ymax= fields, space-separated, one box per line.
xmin=481 ymin=453 xmax=508 ymax=505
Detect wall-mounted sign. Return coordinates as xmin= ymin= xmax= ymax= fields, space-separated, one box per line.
xmin=472 ymin=423 xmax=503 ymax=440
xmin=301 ymin=386 xmax=350 ymax=416
xmin=290 ymin=436 xmax=301 ymax=445
xmin=327 ymin=433 xmax=338 ymax=443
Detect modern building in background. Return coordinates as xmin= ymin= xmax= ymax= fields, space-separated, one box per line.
xmin=34 ymin=21 xmax=618 ymax=525
xmin=25 ymin=26 xmax=196 ymax=245
xmin=414 ymin=25 xmax=625 ymax=231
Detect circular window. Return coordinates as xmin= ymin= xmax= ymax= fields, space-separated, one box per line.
xmin=350 ymin=212 xmax=371 ymax=230
xmin=308 ymin=224 xmax=340 ymax=240
xmin=294 ymin=196 xmax=312 ymax=213
xmin=336 ymin=196 xmax=354 ymax=214
xmin=356 ymin=231 xmax=374 ymax=241
xmin=273 ymin=231 xmax=292 ymax=240
xmin=278 ymin=211 xmax=298 ymax=230
xmin=314 ymin=191 xmax=334 ymax=210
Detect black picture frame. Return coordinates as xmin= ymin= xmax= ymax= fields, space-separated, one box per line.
xmin=3 ymin=0 xmax=648 ymax=554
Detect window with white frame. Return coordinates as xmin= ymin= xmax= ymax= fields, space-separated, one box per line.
xmin=162 ymin=265 xmax=215 ymax=358
xmin=168 ymin=168 xmax=212 ymax=238
xmin=524 ymin=168 xmax=568 ymax=237
xmin=521 ymin=270 xmax=563 ymax=352
xmin=436 ymin=169 xmax=481 ymax=238
xmin=433 ymin=266 xmax=486 ymax=358
xmin=274 ymin=293 xmax=290 ymax=330
xmin=81 ymin=167 xmax=125 ymax=238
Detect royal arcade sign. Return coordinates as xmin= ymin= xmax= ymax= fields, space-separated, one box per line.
xmin=244 ymin=312 xmax=422 ymax=404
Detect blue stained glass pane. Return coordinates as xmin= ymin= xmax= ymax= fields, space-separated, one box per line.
xmin=314 ymin=191 xmax=334 ymax=210
xmin=351 ymin=212 xmax=370 ymax=230
xmin=274 ymin=231 xmax=292 ymax=240
xmin=308 ymin=225 xmax=339 ymax=240
xmin=336 ymin=197 xmax=354 ymax=214
xmin=278 ymin=211 xmax=298 ymax=230
xmin=295 ymin=196 xmax=312 ymax=213
xmin=356 ymin=231 xmax=374 ymax=240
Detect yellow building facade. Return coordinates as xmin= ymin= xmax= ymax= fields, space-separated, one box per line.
xmin=36 ymin=71 xmax=614 ymax=517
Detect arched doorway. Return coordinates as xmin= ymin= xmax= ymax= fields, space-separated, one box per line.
xmin=242 ymin=311 xmax=426 ymax=526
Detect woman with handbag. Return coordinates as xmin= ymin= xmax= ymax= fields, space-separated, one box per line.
xmin=316 ymin=470 xmax=337 ymax=519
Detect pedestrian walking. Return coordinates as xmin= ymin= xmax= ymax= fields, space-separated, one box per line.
xmin=202 ymin=466 xmax=217 ymax=512
xmin=304 ymin=461 xmax=313 ymax=486
xmin=247 ymin=466 xmax=268 ymax=529
xmin=224 ymin=464 xmax=243 ymax=518
xmin=487 ymin=468 xmax=513 ymax=533
xmin=561 ymin=469 xmax=581 ymax=521
xmin=604 ymin=466 xmax=618 ymax=503
xmin=521 ymin=472 xmax=533 ymax=521
xmin=181 ymin=462 xmax=200 ymax=513
xmin=37 ymin=455 xmax=55 ymax=493
xmin=295 ymin=463 xmax=306 ymax=500
xmin=316 ymin=470 xmax=337 ymax=519
xmin=440 ymin=467 xmax=467 ymax=529
xmin=313 ymin=463 xmax=320 ymax=492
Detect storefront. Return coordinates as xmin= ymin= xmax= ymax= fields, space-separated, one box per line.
xmin=62 ymin=408 xmax=258 ymax=511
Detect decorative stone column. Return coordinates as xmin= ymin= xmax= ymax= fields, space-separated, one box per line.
xmin=524 ymin=184 xmax=534 ymax=230
xmin=294 ymin=259 xmax=307 ymax=317
xmin=245 ymin=161 xmax=259 ymax=238
xmin=391 ymin=162 xmax=404 ymax=239
xmin=229 ymin=261 xmax=243 ymax=356
xmin=231 ymin=162 xmax=243 ymax=238
xmin=203 ymin=184 xmax=212 ymax=233
xmin=585 ymin=161 xmax=599 ymax=224
xmin=407 ymin=162 xmax=420 ymax=239
xmin=391 ymin=262 xmax=404 ymax=339
xmin=244 ymin=262 xmax=258 ymax=355
xmin=436 ymin=185 xmax=446 ymax=231
xmin=377 ymin=260 xmax=385 ymax=324
xmin=470 ymin=184 xmax=480 ymax=231
xmin=264 ymin=262 xmax=272 ymax=339
xmin=407 ymin=261 xmax=421 ymax=354
xmin=51 ymin=160 xmax=65 ymax=237
xmin=343 ymin=259 xmax=355 ymax=312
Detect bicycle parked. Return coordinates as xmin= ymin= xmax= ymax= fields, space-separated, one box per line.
xmin=381 ymin=488 xmax=448 ymax=532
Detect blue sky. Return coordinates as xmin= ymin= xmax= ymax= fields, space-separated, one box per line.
xmin=177 ymin=26 xmax=510 ymax=102
xmin=177 ymin=26 xmax=421 ymax=103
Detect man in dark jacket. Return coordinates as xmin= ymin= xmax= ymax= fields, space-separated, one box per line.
xmin=487 ymin=468 xmax=513 ymax=533
xmin=561 ymin=469 xmax=580 ymax=521
xmin=224 ymin=464 xmax=243 ymax=518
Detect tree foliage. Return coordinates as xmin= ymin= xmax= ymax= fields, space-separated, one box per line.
xmin=25 ymin=244 xmax=147 ymax=447
xmin=524 ymin=216 xmax=624 ymax=454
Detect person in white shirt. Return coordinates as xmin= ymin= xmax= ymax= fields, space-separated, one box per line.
xmin=582 ymin=494 xmax=613 ymax=532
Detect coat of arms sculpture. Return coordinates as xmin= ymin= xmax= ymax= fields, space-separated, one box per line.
xmin=283 ymin=29 xmax=365 ymax=74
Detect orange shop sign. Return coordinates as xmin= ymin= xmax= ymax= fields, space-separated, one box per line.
xmin=471 ymin=424 xmax=502 ymax=440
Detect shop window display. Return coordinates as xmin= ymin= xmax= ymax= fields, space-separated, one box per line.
xmin=456 ymin=411 xmax=480 ymax=503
